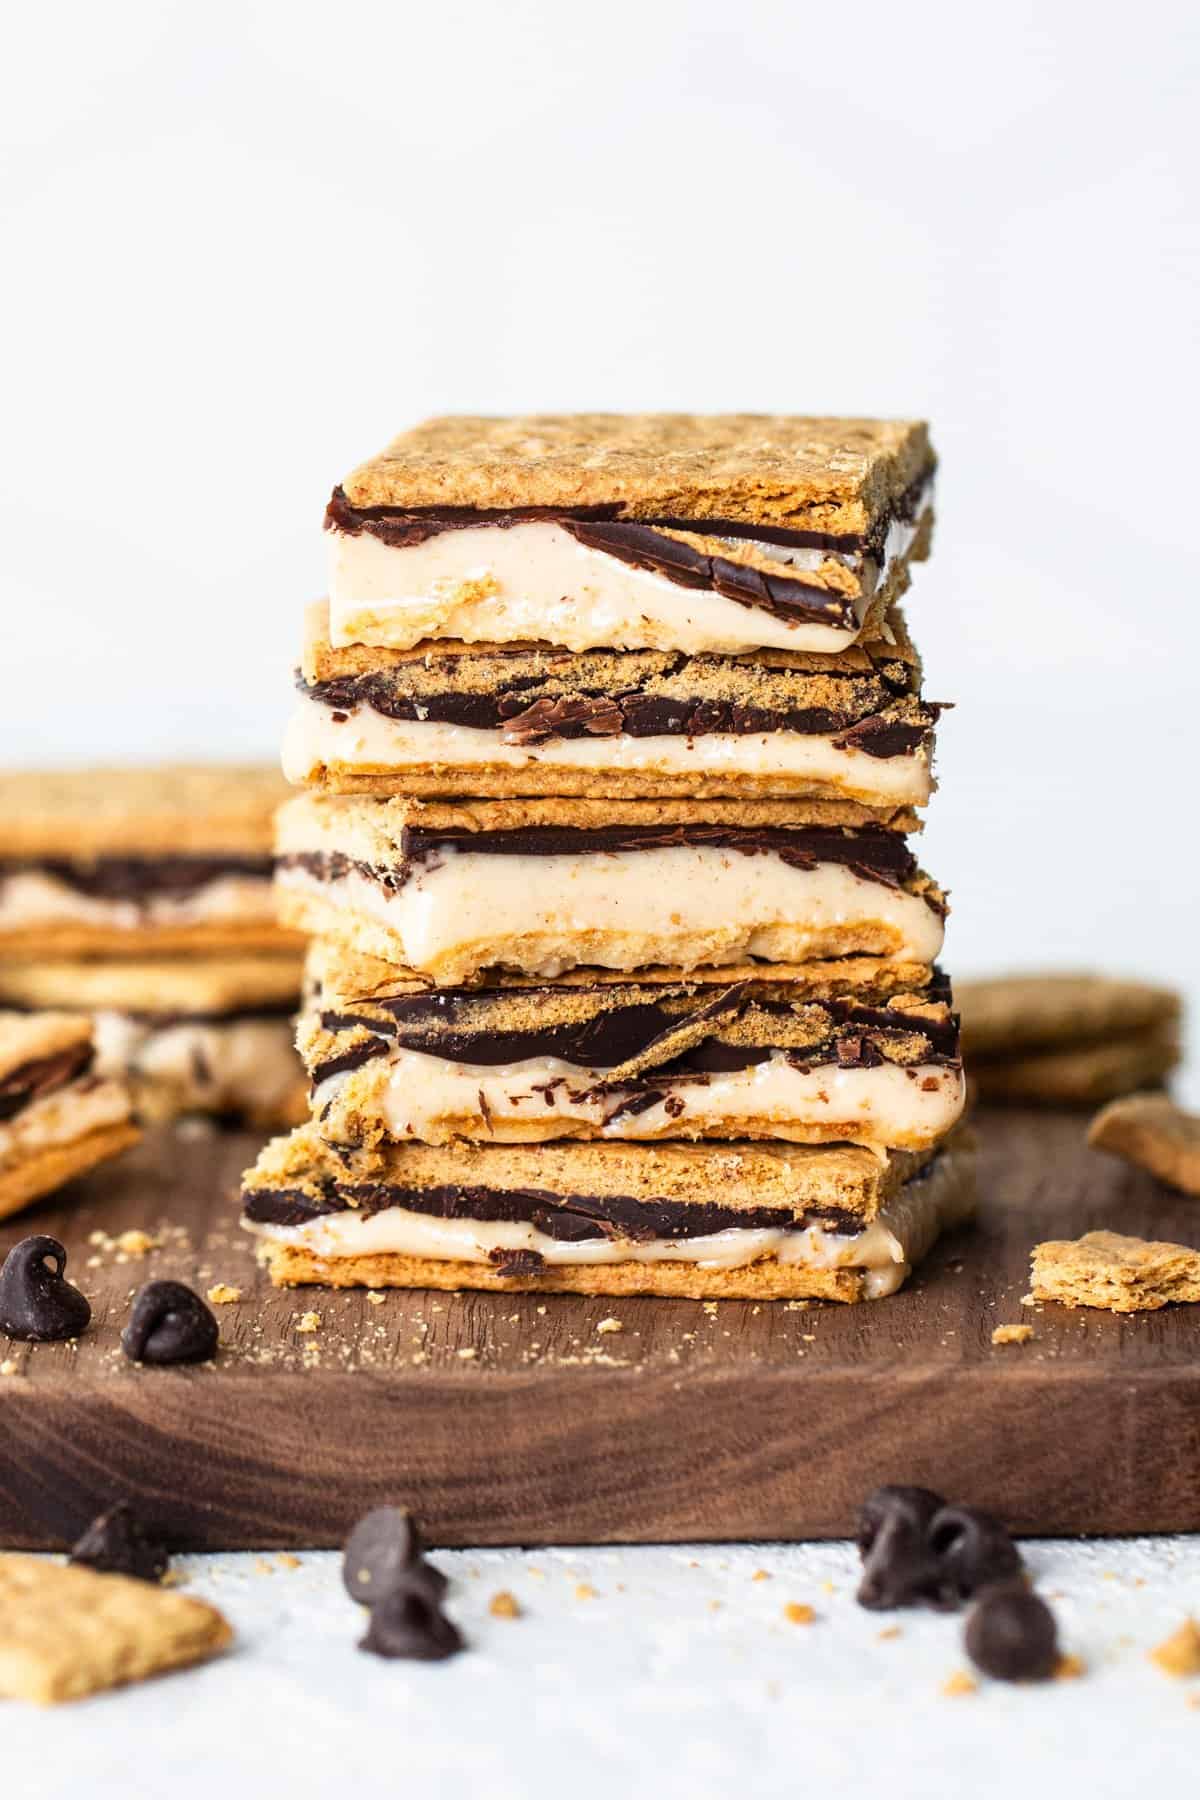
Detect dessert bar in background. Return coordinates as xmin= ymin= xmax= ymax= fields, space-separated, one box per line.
xmin=958 ymin=973 xmax=1181 ymax=1106
xmin=247 ymin=413 xmax=970 ymax=1299
xmin=0 ymin=1011 xmax=138 ymax=1221
xmin=0 ymin=766 xmax=306 ymax=1130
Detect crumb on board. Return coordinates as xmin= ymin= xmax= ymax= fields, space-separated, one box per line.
xmin=595 ymin=1317 xmax=623 ymax=1335
xmin=783 ymin=1603 xmax=816 ymax=1625
xmin=294 ymin=1312 xmax=321 ymax=1334
xmin=1055 ymin=1653 xmax=1086 ymax=1681
xmin=992 ymin=1323 xmax=1034 ymax=1346
xmin=941 ymin=1670 xmax=978 ymax=1697
xmin=751 ymin=1569 xmax=770 ymax=1582
xmin=878 ymin=1626 xmax=902 ymax=1641
xmin=206 ymin=1284 xmax=242 ymax=1306
xmin=574 ymin=1583 xmax=598 ymax=1601
xmin=456 ymin=1347 xmax=477 ymax=1361
xmin=0 ymin=1360 xmax=20 ymax=1378
xmin=366 ymin=1292 xmax=385 ymax=1306
xmin=1150 ymin=1618 xmax=1200 ymax=1678
xmin=277 ymin=1553 xmax=301 ymax=1571
xmin=489 ymin=1590 xmax=522 ymax=1619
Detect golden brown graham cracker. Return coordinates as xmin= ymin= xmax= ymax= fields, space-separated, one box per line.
xmin=0 ymin=921 xmax=300 ymax=960
xmin=0 ymin=1121 xmax=142 ymax=1224
xmin=1088 ymin=1095 xmax=1200 ymax=1197
xmin=339 ymin=415 xmax=934 ymax=539
xmin=0 ymin=1009 xmax=92 ymax=1084
xmin=970 ymin=1025 xmax=1179 ymax=1108
xmin=957 ymin=972 xmax=1180 ymax=1058
xmin=0 ymin=1556 xmax=231 ymax=1705
xmin=0 ymin=764 xmax=291 ymax=858
xmin=1030 ymin=1229 xmax=1200 ymax=1313
xmin=0 ymin=954 xmax=303 ymax=1018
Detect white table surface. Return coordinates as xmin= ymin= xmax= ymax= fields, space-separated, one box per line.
xmin=11 ymin=1537 xmax=1198 ymax=1797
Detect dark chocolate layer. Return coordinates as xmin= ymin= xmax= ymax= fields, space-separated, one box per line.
xmin=310 ymin=974 xmax=960 ymax=1086
xmin=298 ymin=654 xmax=938 ymax=757
xmin=281 ymin=821 xmax=934 ymax=905
xmin=243 ymin=1179 xmax=868 ymax=1243
xmin=0 ymin=855 xmax=274 ymax=902
xmin=0 ymin=1043 xmax=94 ymax=1123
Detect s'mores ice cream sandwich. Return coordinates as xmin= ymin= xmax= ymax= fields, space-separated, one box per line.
xmin=242 ymin=1125 xmax=974 ymax=1302
xmin=323 ymin=414 xmax=935 ymax=658
xmin=0 ymin=1011 xmax=138 ymax=1220
xmin=0 ymin=766 xmax=301 ymax=958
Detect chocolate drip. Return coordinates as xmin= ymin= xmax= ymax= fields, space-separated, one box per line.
xmin=0 ymin=854 xmax=273 ymax=902
xmin=243 ymin=1179 xmax=869 ymax=1243
xmin=0 ymin=1043 xmax=94 ymax=1123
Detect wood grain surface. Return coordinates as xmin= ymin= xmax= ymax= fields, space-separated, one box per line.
xmin=2 ymin=1111 xmax=1198 ymax=1549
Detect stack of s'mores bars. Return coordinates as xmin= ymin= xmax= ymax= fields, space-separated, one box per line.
xmin=0 ymin=768 xmax=307 ymax=1138
xmin=243 ymin=415 xmax=971 ymax=1301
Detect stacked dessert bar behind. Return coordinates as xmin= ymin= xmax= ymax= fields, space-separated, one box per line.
xmin=0 ymin=768 xmax=306 ymax=1129
xmin=244 ymin=415 xmax=970 ymax=1300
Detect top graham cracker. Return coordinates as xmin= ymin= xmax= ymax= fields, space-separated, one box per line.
xmin=0 ymin=766 xmax=291 ymax=859
xmin=340 ymin=415 xmax=935 ymax=537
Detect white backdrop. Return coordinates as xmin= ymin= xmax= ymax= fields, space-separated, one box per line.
xmin=2 ymin=0 xmax=1197 ymax=1089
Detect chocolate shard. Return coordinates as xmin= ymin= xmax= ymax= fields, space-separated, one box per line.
xmin=487 ymin=1247 xmax=545 ymax=1276
xmin=70 ymin=1501 xmax=170 ymax=1583
xmin=500 ymin=695 xmax=623 ymax=745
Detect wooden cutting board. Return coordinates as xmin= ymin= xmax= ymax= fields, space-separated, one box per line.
xmin=2 ymin=1109 xmax=1198 ymax=1550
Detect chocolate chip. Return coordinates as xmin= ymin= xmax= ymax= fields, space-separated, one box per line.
xmin=926 ymin=1505 xmax=1023 ymax=1603
xmin=965 ymin=1583 xmax=1059 ymax=1681
xmin=358 ymin=1576 xmax=465 ymax=1662
xmin=69 ymin=1501 xmax=169 ymax=1583
xmin=0 ymin=1236 xmax=91 ymax=1342
xmin=856 ymin=1484 xmax=946 ymax=1611
xmin=342 ymin=1506 xmax=447 ymax=1607
xmin=120 ymin=1280 xmax=218 ymax=1365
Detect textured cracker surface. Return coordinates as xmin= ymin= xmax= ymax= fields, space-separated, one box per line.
xmin=1088 ymin=1095 xmax=1200 ymax=1197
xmin=0 ymin=1119 xmax=142 ymax=1222
xmin=0 ymin=765 xmax=291 ymax=857
xmin=244 ymin=1121 xmax=933 ymax=1220
xmin=0 ymin=954 xmax=304 ymax=1016
xmin=0 ymin=1555 xmax=231 ymax=1705
xmin=1031 ymin=1229 xmax=1200 ymax=1313
xmin=340 ymin=415 xmax=933 ymax=536
xmin=0 ymin=921 xmax=301 ymax=960
xmin=969 ymin=1024 xmax=1179 ymax=1106
xmin=0 ymin=1008 xmax=92 ymax=1082
xmin=958 ymin=972 xmax=1180 ymax=1057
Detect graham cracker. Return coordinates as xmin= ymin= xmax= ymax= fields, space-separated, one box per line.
xmin=339 ymin=415 xmax=934 ymax=539
xmin=1030 ymin=1229 xmax=1200 ymax=1313
xmin=970 ymin=1024 xmax=1179 ymax=1107
xmin=0 ymin=954 xmax=304 ymax=1018
xmin=958 ymin=973 xmax=1180 ymax=1057
xmin=1087 ymin=1095 xmax=1200 ymax=1197
xmin=0 ymin=1120 xmax=142 ymax=1223
xmin=0 ymin=765 xmax=290 ymax=858
xmin=0 ymin=1555 xmax=230 ymax=1705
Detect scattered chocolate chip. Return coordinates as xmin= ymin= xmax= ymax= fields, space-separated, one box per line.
xmin=359 ymin=1575 xmax=465 ymax=1661
xmin=0 ymin=1236 xmax=91 ymax=1342
xmin=926 ymin=1505 xmax=1023 ymax=1603
xmin=120 ymin=1280 xmax=218 ymax=1365
xmin=965 ymin=1583 xmax=1059 ymax=1681
xmin=342 ymin=1506 xmax=447 ymax=1607
xmin=856 ymin=1485 xmax=946 ymax=1611
xmin=69 ymin=1501 xmax=169 ymax=1583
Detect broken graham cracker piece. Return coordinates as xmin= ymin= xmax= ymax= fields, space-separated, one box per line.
xmin=991 ymin=1323 xmax=1034 ymax=1346
xmin=1149 ymin=1618 xmax=1200 ymax=1678
xmin=0 ymin=1555 xmax=231 ymax=1704
xmin=1088 ymin=1095 xmax=1200 ymax=1198
xmin=1030 ymin=1230 xmax=1200 ymax=1313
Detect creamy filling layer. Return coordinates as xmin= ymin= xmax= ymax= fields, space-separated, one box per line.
xmin=327 ymin=492 xmax=932 ymax=657
xmin=0 ymin=871 xmax=279 ymax=934
xmin=279 ymin=845 xmax=945 ymax=980
xmin=282 ymin=700 xmax=932 ymax=804
xmin=318 ymin=1046 xmax=965 ymax=1150
xmin=93 ymin=1012 xmax=300 ymax=1120
xmin=0 ymin=1077 xmax=133 ymax=1164
xmin=245 ymin=1197 xmax=921 ymax=1296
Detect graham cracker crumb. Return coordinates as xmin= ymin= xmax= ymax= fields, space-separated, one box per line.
xmin=253 ymin=1557 xmax=275 ymax=1576
xmin=489 ymin=1590 xmax=522 ymax=1620
xmin=1150 ymin=1619 xmax=1200 ymax=1678
xmin=0 ymin=1359 xmax=20 ymax=1377
xmin=456 ymin=1347 xmax=477 ymax=1360
xmin=295 ymin=1311 xmax=321 ymax=1333
xmin=783 ymin=1603 xmax=816 ymax=1625
xmin=366 ymin=1292 xmax=386 ymax=1305
xmin=1055 ymin=1653 xmax=1087 ymax=1681
xmin=574 ymin=1583 xmax=598 ymax=1601
xmin=992 ymin=1323 xmax=1034 ymax=1346
xmin=878 ymin=1626 xmax=902 ymax=1641
xmin=941 ymin=1670 xmax=978 ymax=1697
xmin=115 ymin=1229 xmax=160 ymax=1257
xmin=206 ymin=1284 xmax=242 ymax=1306
xmin=276 ymin=1553 xmax=301 ymax=1571
xmin=595 ymin=1317 xmax=623 ymax=1335
xmin=751 ymin=1569 xmax=771 ymax=1582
